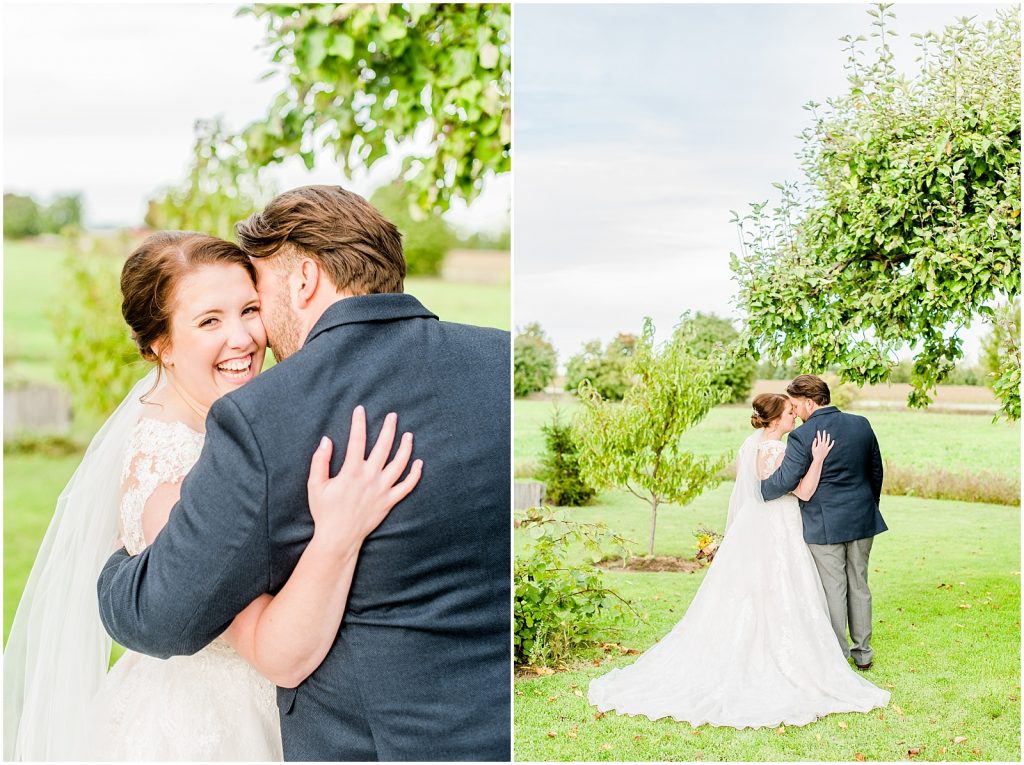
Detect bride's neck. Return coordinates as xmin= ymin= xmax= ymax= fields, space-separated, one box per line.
xmin=762 ymin=424 xmax=784 ymax=442
xmin=147 ymin=373 xmax=208 ymax=433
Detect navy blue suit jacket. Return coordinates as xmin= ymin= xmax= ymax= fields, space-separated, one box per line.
xmin=760 ymin=406 xmax=887 ymax=545
xmin=98 ymin=294 xmax=510 ymax=761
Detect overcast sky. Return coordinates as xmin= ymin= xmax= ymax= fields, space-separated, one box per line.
xmin=514 ymin=2 xmax=1013 ymax=364
xmin=2 ymin=2 xmax=509 ymax=232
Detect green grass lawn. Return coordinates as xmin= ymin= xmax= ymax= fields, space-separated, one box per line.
xmin=515 ymin=399 xmax=1021 ymax=484
xmin=514 ymin=494 xmax=1021 ymax=761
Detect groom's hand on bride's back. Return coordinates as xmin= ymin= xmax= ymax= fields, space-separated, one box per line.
xmin=306 ymin=405 xmax=423 ymax=560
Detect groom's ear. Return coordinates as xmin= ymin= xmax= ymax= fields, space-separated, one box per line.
xmin=294 ymin=258 xmax=321 ymax=308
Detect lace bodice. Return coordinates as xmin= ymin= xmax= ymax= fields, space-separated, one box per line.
xmin=756 ymin=438 xmax=787 ymax=480
xmin=119 ymin=418 xmax=206 ymax=556
xmin=117 ymin=417 xmax=244 ymax=658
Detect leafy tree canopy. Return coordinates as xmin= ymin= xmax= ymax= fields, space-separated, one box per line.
xmin=731 ymin=6 xmax=1020 ymax=417
xmin=236 ymin=3 xmax=510 ymax=212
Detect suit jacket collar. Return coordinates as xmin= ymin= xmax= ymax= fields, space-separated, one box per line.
xmin=806 ymin=405 xmax=838 ymax=421
xmin=304 ymin=293 xmax=438 ymax=347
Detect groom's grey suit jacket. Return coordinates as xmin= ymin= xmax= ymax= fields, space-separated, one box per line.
xmin=760 ymin=406 xmax=887 ymax=545
xmin=98 ymin=294 xmax=510 ymax=761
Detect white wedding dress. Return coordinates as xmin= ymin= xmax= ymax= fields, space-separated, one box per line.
xmin=588 ymin=431 xmax=890 ymax=729
xmin=83 ymin=417 xmax=283 ymax=761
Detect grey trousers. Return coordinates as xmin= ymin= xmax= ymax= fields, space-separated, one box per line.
xmin=807 ymin=537 xmax=874 ymax=665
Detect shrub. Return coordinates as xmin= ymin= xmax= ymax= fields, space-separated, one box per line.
xmin=564 ymin=333 xmax=635 ymax=401
xmin=822 ymin=373 xmax=860 ymax=409
xmin=369 ymin=181 xmax=453 ymax=276
xmin=514 ymin=323 xmax=557 ymax=397
xmin=514 ymin=506 xmax=634 ymax=668
xmin=51 ymin=233 xmax=148 ymax=418
xmin=536 ymin=412 xmax=597 ymax=506
xmin=40 ymin=193 xmax=84 ymax=233
xmin=3 ymin=193 xmax=41 ymax=239
xmin=680 ymin=313 xmax=756 ymax=403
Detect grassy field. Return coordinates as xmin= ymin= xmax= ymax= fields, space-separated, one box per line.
xmin=515 ymin=399 xmax=1021 ymax=486
xmin=514 ymin=493 xmax=1021 ymax=761
xmin=514 ymin=395 xmax=1020 ymax=760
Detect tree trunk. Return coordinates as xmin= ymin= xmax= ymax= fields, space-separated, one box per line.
xmin=648 ymin=498 xmax=659 ymax=558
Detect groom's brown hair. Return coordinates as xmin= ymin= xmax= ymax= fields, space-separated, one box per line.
xmin=236 ymin=185 xmax=405 ymax=294
xmin=786 ymin=374 xmax=831 ymax=405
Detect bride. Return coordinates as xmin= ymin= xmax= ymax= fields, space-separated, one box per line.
xmin=588 ymin=393 xmax=889 ymax=729
xmin=4 ymin=231 xmax=423 ymax=760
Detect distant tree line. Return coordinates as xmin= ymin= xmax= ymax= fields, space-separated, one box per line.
xmin=3 ymin=192 xmax=83 ymax=238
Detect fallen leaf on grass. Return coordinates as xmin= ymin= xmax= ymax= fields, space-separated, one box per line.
xmin=937 ymin=582 xmax=952 ymax=590
xmin=972 ymin=748 xmax=982 ymax=756
xmin=570 ymin=683 xmax=578 ymax=689
xmin=546 ymin=731 xmax=557 ymax=738
xmin=855 ymin=753 xmax=865 ymax=762
xmin=592 ymin=660 xmax=602 ymax=667
xmin=547 ymin=696 xmax=559 ymax=703
xmin=954 ymin=623 xmax=965 ymax=628
xmin=885 ymin=683 xmax=896 ymax=689
xmin=907 ymin=747 xmax=922 ymax=759
xmin=573 ymin=690 xmax=583 ymax=698
xmin=692 ymin=729 xmax=702 ymax=736
xmin=594 ymin=711 xmax=605 ymax=720
xmin=776 ymin=726 xmax=785 ymax=736
xmin=600 ymin=743 xmax=613 ymax=751
xmin=838 ymin=721 xmax=848 ymax=730
xmin=958 ymin=603 xmax=972 ymax=609
xmin=815 ymin=734 xmax=822 ymax=742
xmin=621 ymin=647 xmax=640 ymax=655
xmin=532 ymin=666 xmax=555 ymax=676
xmin=953 ymin=736 xmax=968 ymax=744
xmin=878 ymin=714 xmax=884 ymax=720
xmin=633 ymin=735 xmax=642 ymax=742
xmin=940 ymin=747 xmax=947 ymax=755
xmin=515 ymin=690 xmax=524 ymax=696
xmin=893 ymin=705 xmax=904 ymax=716
xmin=567 ymin=726 xmax=578 ymax=740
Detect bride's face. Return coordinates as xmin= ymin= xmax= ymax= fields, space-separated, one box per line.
xmin=776 ymin=401 xmax=798 ymax=434
xmin=161 ymin=263 xmax=268 ymax=409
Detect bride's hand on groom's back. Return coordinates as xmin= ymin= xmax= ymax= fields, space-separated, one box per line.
xmin=306 ymin=406 xmax=423 ymax=558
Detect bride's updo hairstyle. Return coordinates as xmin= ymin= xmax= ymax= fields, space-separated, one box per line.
xmin=121 ymin=231 xmax=256 ymax=365
xmin=750 ymin=393 xmax=789 ymax=429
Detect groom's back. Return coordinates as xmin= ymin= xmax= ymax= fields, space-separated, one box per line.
xmin=229 ymin=294 xmax=510 ymax=761
xmin=793 ymin=407 xmax=886 ymax=544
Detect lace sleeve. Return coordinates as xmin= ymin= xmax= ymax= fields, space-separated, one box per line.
xmin=119 ymin=419 xmax=205 ymax=555
xmin=756 ymin=441 xmax=786 ymax=481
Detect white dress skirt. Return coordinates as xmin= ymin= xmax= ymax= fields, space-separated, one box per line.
xmin=588 ymin=436 xmax=890 ymax=729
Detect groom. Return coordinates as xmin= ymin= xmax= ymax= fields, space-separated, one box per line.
xmin=97 ymin=185 xmax=510 ymax=760
xmin=760 ymin=374 xmax=887 ymax=670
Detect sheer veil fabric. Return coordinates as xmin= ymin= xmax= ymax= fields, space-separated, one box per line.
xmin=588 ymin=430 xmax=890 ymax=729
xmin=4 ymin=370 xmax=159 ymax=760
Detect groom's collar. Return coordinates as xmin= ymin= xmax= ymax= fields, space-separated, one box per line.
xmin=303 ymin=293 xmax=438 ymax=346
xmin=805 ymin=405 xmax=839 ymax=421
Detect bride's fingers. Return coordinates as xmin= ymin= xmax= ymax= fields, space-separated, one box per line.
xmin=386 ymin=459 xmax=423 ymax=506
xmin=368 ymin=412 xmax=398 ymax=470
xmin=345 ymin=406 xmax=368 ymax=464
xmin=380 ymin=432 xmax=414 ymax=486
xmin=308 ymin=436 xmax=333 ymax=491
